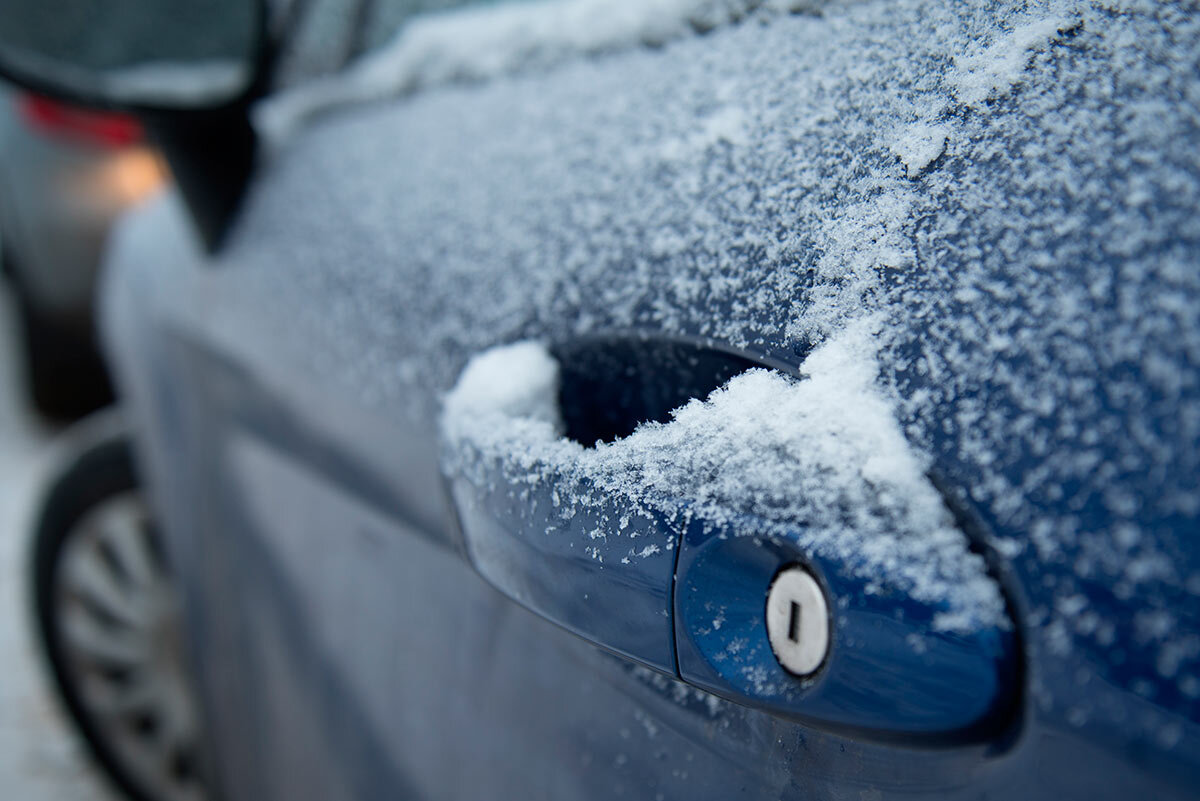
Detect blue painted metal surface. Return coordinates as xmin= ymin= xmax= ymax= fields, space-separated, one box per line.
xmin=93 ymin=1 xmax=1199 ymax=798
xmin=455 ymin=465 xmax=1021 ymax=741
xmin=452 ymin=331 xmax=1021 ymax=741
xmin=103 ymin=249 xmax=1199 ymax=799
xmin=451 ymin=472 xmax=679 ymax=674
xmin=674 ymin=509 xmax=1020 ymax=742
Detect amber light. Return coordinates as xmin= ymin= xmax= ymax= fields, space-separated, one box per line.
xmin=100 ymin=149 xmax=168 ymax=205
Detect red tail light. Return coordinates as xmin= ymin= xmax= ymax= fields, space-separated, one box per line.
xmin=17 ymin=94 xmax=143 ymax=149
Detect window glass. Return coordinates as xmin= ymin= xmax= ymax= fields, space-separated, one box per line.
xmin=269 ymin=0 xmax=512 ymax=89
xmin=356 ymin=0 xmax=505 ymax=54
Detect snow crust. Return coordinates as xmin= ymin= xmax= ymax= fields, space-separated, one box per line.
xmin=442 ymin=325 xmax=1005 ymax=632
xmin=890 ymin=121 xmax=949 ymax=179
xmin=442 ymin=340 xmax=563 ymax=433
xmin=951 ymin=12 xmax=1073 ymax=107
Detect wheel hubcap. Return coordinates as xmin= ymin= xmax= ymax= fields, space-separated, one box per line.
xmin=53 ymin=492 xmax=206 ymax=801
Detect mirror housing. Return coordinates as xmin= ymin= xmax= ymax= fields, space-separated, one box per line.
xmin=0 ymin=0 xmax=269 ymax=250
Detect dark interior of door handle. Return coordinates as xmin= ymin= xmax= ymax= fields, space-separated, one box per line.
xmin=550 ymin=336 xmax=768 ymax=445
xmin=447 ymin=337 xmax=762 ymax=676
xmin=444 ymin=335 xmax=1021 ymax=743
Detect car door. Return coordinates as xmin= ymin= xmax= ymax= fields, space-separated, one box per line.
xmin=101 ymin=1 xmax=1199 ymax=799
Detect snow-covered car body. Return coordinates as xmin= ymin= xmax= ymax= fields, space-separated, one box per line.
xmin=98 ymin=0 xmax=1197 ymax=798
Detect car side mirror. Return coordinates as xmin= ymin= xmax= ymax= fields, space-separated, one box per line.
xmin=0 ymin=0 xmax=268 ymax=250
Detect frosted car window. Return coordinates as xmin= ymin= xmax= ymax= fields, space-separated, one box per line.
xmin=358 ymin=0 xmax=513 ymax=55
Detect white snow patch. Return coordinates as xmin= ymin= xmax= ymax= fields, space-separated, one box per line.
xmin=891 ymin=121 xmax=949 ymax=179
xmin=951 ymin=13 xmax=1071 ymax=107
xmin=442 ymin=340 xmax=563 ymax=438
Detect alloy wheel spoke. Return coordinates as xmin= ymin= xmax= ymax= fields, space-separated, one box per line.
xmin=61 ymin=605 xmax=147 ymax=667
xmin=81 ymin=671 xmax=162 ymax=718
xmin=60 ymin=544 xmax=142 ymax=627
xmin=53 ymin=490 xmax=207 ymax=801
xmin=98 ymin=500 xmax=159 ymax=590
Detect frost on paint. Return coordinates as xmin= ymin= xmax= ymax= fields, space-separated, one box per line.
xmin=950 ymin=13 xmax=1074 ymax=106
xmin=441 ymin=326 xmax=1005 ymax=633
xmin=891 ymin=121 xmax=949 ymax=179
xmin=116 ymin=0 xmax=1200 ymax=750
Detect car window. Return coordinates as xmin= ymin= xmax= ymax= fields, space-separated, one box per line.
xmin=355 ymin=0 xmax=506 ymax=55
xmin=268 ymin=0 xmax=515 ymax=89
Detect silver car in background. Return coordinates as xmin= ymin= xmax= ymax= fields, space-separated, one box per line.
xmin=0 ymin=85 xmax=165 ymax=419
xmin=0 ymin=0 xmax=444 ymax=421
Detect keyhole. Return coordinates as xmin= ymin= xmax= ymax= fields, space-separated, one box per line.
xmin=766 ymin=565 xmax=830 ymax=677
xmin=788 ymin=600 xmax=801 ymax=643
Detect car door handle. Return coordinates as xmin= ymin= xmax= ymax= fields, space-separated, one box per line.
xmin=442 ymin=336 xmax=1020 ymax=741
xmin=442 ymin=336 xmax=766 ymax=674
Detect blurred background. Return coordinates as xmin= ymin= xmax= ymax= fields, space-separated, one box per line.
xmin=0 ymin=6 xmax=490 ymax=796
xmin=0 ymin=79 xmax=166 ymax=799
xmin=0 ymin=256 xmax=115 ymax=799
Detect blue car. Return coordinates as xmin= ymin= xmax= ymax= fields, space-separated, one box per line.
xmin=7 ymin=0 xmax=1198 ymax=799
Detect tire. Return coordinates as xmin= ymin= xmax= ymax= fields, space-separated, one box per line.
xmin=3 ymin=246 xmax=114 ymax=421
xmin=30 ymin=415 xmax=207 ymax=801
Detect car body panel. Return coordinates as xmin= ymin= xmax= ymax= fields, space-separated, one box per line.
xmin=100 ymin=0 xmax=1199 ymax=798
xmin=103 ymin=279 xmax=1193 ymax=800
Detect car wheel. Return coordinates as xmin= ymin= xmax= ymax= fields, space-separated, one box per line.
xmin=31 ymin=419 xmax=207 ymax=801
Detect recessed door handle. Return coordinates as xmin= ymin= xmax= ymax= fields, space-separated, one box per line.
xmin=442 ymin=336 xmax=1020 ymax=741
xmin=442 ymin=336 xmax=765 ymax=674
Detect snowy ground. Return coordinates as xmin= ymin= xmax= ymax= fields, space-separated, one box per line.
xmin=0 ymin=282 xmax=116 ymax=800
